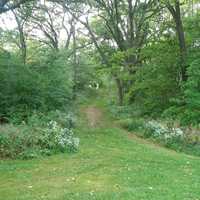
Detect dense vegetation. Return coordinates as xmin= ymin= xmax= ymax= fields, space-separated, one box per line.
xmin=1 ymin=0 xmax=200 ymax=198
xmin=0 ymin=0 xmax=200 ymax=155
xmin=1 ymin=100 xmax=200 ymax=200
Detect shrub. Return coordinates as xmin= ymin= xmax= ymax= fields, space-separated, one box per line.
xmin=118 ymin=117 xmax=200 ymax=156
xmin=128 ymin=41 xmax=180 ymax=117
xmin=26 ymin=110 xmax=76 ymax=129
xmin=143 ymin=121 xmax=185 ymax=150
xmin=163 ymin=58 xmax=200 ymax=126
xmin=183 ymin=58 xmax=200 ymax=125
xmin=118 ymin=118 xmax=145 ymax=132
xmin=108 ymin=103 xmax=138 ymax=120
xmin=41 ymin=120 xmax=79 ymax=152
xmin=0 ymin=51 xmax=73 ymax=124
xmin=0 ymin=112 xmax=79 ymax=159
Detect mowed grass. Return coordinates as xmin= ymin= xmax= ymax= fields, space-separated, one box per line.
xmin=1 ymin=104 xmax=200 ymax=200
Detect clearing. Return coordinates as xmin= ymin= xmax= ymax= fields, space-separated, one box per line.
xmin=1 ymin=103 xmax=200 ymax=200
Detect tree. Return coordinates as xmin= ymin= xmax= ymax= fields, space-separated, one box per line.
xmin=0 ymin=0 xmax=33 ymax=14
xmin=165 ymin=0 xmax=187 ymax=82
xmin=12 ymin=7 xmax=29 ymax=64
xmin=61 ymin=0 xmax=159 ymax=105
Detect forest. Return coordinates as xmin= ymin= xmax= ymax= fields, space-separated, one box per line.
xmin=1 ymin=0 xmax=200 ymax=199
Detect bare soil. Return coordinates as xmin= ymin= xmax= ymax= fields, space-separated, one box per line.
xmin=84 ymin=106 xmax=102 ymax=128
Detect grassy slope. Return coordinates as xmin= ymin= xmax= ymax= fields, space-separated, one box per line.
xmin=1 ymin=101 xmax=200 ymax=200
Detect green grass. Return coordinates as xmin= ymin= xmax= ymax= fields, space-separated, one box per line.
xmin=1 ymin=102 xmax=200 ymax=200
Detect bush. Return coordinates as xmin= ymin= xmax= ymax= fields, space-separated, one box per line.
xmin=0 ymin=51 xmax=73 ymax=123
xmin=143 ymin=121 xmax=185 ymax=151
xmin=41 ymin=120 xmax=79 ymax=152
xmin=126 ymin=41 xmax=181 ymax=117
xmin=119 ymin=117 xmax=200 ymax=156
xmin=26 ymin=110 xmax=76 ymax=129
xmin=0 ymin=112 xmax=79 ymax=159
xmin=118 ymin=118 xmax=145 ymax=132
xmin=108 ymin=103 xmax=139 ymax=119
xmin=183 ymin=58 xmax=200 ymax=124
xmin=163 ymin=58 xmax=200 ymax=126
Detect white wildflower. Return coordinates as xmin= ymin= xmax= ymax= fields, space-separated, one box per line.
xmin=146 ymin=120 xmax=184 ymax=139
xmin=73 ymin=138 xmax=80 ymax=148
xmin=45 ymin=119 xmax=79 ymax=150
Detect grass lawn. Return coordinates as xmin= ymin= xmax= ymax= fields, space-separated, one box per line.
xmin=1 ymin=102 xmax=200 ymax=200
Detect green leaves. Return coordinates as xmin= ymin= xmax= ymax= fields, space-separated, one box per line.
xmin=183 ymin=59 xmax=200 ymax=123
xmin=128 ymin=41 xmax=180 ymax=115
xmin=0 ymin=47 xmax=73 ymax=122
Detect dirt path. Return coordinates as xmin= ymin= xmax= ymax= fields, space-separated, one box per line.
xmin=84 ymin=106 xmax=102 ymax=128
xmin=83 ymin=105 xmax=181 ymax=155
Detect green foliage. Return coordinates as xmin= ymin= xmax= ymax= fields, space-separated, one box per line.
xmin=0 ymin=112 xmax=79 ymax=159
xmin=118 ymin=117 xmax=200 ymax=156
xmin=128 ymin=41 xmax=180 ymax=116
xmin=108 ymin=105 xmax=134 ymax=119
xmin=2 ymin=103 xmax=200 ymax=200
xmin=0 ymin=49 xmax=73 ymax=123
xmin=109 ymin=48 xmax=136 ymax=80
xmin=163 ymin=57 xmax=200 ymax=125
xmin=182 ymin=58 xmax=200 ymax=124
xmin=118 ymin=118 xmax=145 ymax=133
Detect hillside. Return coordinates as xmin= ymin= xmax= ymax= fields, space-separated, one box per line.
xmin=1 ymin=102 xmax=200 ymax=200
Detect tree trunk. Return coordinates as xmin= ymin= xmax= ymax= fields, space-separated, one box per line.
xmin=175 ymin=2 xmax=187 ymax=82
xmin=72 ymin=20 xmax=78 ymax=100
xmin=115 ymin=77 xmax=124 ymax=106
xmin=13 ymin=11 xmax=27 ymax=64
xmin=19 ymin=29 xmax=26 ymax=64
xmin=167 ymin=0 xmax=187 ymax=82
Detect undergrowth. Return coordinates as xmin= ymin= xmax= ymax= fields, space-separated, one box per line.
xmin=0 ymin=111 xmax=79 ymax=160
xmin=118 ymin=117 xmax=200 ymax=157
